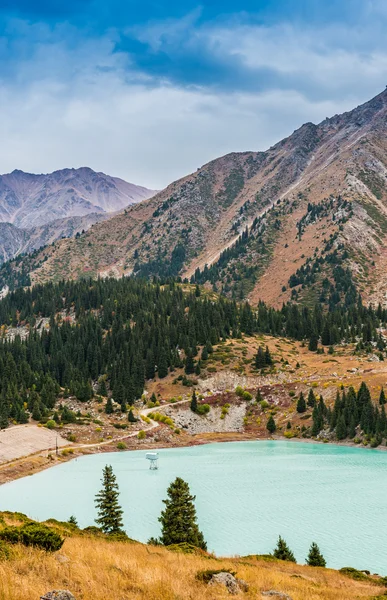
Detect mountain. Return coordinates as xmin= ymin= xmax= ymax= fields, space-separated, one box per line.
xmin=0 ymin=167 xmax=156 ymax=266
xmin=0 ymin=167 xmax=156 ymax=228
xmin=2 ymin=89 xmax=387 ymax=303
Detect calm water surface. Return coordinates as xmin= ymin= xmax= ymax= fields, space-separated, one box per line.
xmin=1 ymin=440 xmax=386 ymax=573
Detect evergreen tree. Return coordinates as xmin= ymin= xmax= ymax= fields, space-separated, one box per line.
xmin=336 ymin=414 xmax=347 ymax=440
xmin=296 ymin=392 xmax=306 ymax=413
xmin=0 ymin=393 xmax=9 ymax=429
xmin=307 ymin=389 xmax=316 ymax=408
xmin=32 ymin=401 xmax=42 ymax=422
xmin=185 ymin=352 xmax=195 ymax=375
xmin=267 ymin=415 xmax=276 ymax=434
xmin=255 ymin=346 xmax=266 ymax=369
xmin=128 ymin=409 xmax=137 ymax=423
xmin=190 ymin=390 xmax=198 ymax=413
xmin=273 ymin=536 xmax=296 ymax=562
xmin=158 ymin=477 xmax=207 ymax=550
xmin=256 ymin=388 xmax=263 ymax=403
xmin=379 ymin=388 xmax=386 ymax=406
xmin=68 ymin=515 xmax=78 ymax=527
xmin=98 ymin=378 xmax=108 ymax=397
xmin=306 ymin=542 xmax=326 ymax=567
xmin=95 ymin=465 xmax=124 ymax=534
xmin=105 ymin=397 xmax=114 ymax=414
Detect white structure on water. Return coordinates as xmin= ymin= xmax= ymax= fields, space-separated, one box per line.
xmin=146 ymin=452 xmax=159 ymax=470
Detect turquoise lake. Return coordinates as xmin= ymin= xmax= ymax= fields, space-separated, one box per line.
xmin=0 ymin=440 xmax=386 ymax=573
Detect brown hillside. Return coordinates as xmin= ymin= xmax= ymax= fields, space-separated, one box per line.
xmin=3 ymin=89 xmax=387 ymax=305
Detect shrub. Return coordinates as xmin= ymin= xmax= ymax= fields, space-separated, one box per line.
xmin=242 ymin=391 xmax=252 ymax=401
xmin=196 ymin=404 xmax=210 ymax=415
xmin=45 ymin=420 xmax=56 ymax=430
xmin=117 ymin=442 xmax=127 ymax=450
xmin=235 ymin=386 xmax=244 ymax=397
xmin=0 ymin=540 xmax=10 ymax=559
xmin=260 ymin=400 xmax=270 ymax=409
xmin=137 ymin=430 xmax=146 ymax=440
xmin=0 ymin=523 xmax=63 ymax=552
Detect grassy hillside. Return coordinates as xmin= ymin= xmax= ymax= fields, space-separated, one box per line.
xmin=0 ymin=512 xmax=385 ymax=600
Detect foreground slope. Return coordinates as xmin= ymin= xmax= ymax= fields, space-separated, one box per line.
xmin=2 ymin=89 xmax=387 ymax=305
xmin=0 ymin=513 xmax=385 ymax=600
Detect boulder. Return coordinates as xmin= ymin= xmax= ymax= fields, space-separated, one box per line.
xmin=261 ymin=591 xmax=293 ymax=600
xmin=41 ymin=592 xmax=76 ymax=600
xmin=208 ymin=571 xmax=248 ymax=594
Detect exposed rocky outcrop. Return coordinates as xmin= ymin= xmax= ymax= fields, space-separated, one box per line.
xmin=208 ymin=572 xmax=249 ymax=595
xmin=163 ymin=403 xmax=246 ymax=434
xmin=41 ymin=591 xmax=76 ymax=600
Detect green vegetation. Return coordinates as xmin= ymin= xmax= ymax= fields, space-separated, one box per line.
xmin=153 ymin=477 xmax=207 ymax=551
xmin=273 ymin=536 xmax=296 ymax=562
xmin=95 ymin=465 xmax=124 ymax=535
xmin=306 ymin=542 xmax=326 ymax=567
xmin=0 ymin=522 xmax=63 ymax=552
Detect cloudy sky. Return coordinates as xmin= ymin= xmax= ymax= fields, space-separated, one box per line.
xmin=0 ymin=0 xmax=386 ymax=189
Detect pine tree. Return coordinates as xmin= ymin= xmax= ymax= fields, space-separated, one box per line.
xmin=190 ymin=390 xmax=198 ymax=413
xmin=306 ymin=542 xmax=326 ymax=567
xmin=307 ymin=389 xmax=316 ymax=408
xmin=273 ymin=536 xmax=296 ymax=562
xmin=0 ymin=393 xmax=9 ymax=429
xmin=128 ymin=409 xmax=137 ymax=423
xmin=95 ymin=465 xmax=124 ymax=534
xmin=267 ymin=415 xmax=276 ymax=434
xmin=255 ymin=346 xmax=266 ymax=369
xmin=68 ymin=515 xmax=78 ymax=527
xmin=379 ymin=388 xmax=386 ymax=406
xmin=32 ymin=401 xmax=42 ymax=422
xmin=105 ymin=397 xmax=114 ymax=414
xmin=336 ymin=414 xmax=347 ymax=440
xmin=98 ymin=378 xmax=108 ymax=397
xmin=296 ymin=392 xmax=306 ymax=413
xmin=158 ymin=477 xmax=207 ymax=550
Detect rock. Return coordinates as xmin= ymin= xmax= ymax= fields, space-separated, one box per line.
xmin=208 ymin=572 xmax=249 ymax=594
xmin=55 ymin=554 xmax=70 ymax=564
xmin=41 ymin=592 xmax=76 ymax=600
xmin=261 ymin=591 xmax=293 ymax=600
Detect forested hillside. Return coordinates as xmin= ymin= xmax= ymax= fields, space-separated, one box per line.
xmin=0 ymin=276 xmax=387 ymax=429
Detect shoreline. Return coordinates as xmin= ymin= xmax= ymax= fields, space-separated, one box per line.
xmin=2 ymin=427 xmax=387 ymax=486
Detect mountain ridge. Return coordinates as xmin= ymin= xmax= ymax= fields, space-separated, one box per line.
xmin=2 ymin=88 xmax=387 ymax=303
xmin=0 ymin=167 xmax=157 ymax=266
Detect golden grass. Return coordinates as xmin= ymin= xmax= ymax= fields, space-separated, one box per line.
xmin=0 ymin=534 xmax=384 ymax=600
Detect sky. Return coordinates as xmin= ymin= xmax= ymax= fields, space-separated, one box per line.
xmin=0 ymin=1 xmax=387 ymax=189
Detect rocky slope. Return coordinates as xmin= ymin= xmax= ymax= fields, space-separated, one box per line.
xmin=2 ymin=89 xmax=387 ymax=303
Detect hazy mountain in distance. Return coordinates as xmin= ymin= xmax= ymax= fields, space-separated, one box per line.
xmin=0 ymin=167 xmax=157 ymax=228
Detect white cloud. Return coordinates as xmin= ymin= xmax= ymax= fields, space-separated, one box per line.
xmin=0 ymin=17 xmax=386 ymax=189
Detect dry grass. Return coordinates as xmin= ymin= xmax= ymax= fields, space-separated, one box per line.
xmin=0 ymin=531 xmax=384 ymax=600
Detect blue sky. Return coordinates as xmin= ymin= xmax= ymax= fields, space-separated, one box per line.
xmin=0 ymin=0 xmax=386 ymax=188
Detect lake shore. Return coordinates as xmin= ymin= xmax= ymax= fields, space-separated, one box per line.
xmin=2 ymin=420 xmax=387 ymax=486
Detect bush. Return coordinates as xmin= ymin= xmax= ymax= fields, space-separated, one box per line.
xmin=0 ymin=523 xmax=63 ymax=552
xmin=137 ymin=430 xmax=146 ymax=440
xmin=242 ymin=391 xmax=252 ymax=401
xmin=196 ymin=404 xmax=210 ymax=415
xmin=117 ymin=442 xmax=127 ymax=450
xmin=45 ymin=420 xmax=56 ymax=430
xmin=235 ymin=386 xmax=244 ymax=397
xmin=260 ymin=400 xmax=270 ymax=409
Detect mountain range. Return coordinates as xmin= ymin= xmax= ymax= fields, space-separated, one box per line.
xmin=2 ymin=89 xmax=387 ymax=305
xmin=0 ymin=167 xmax=156 ymax=266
